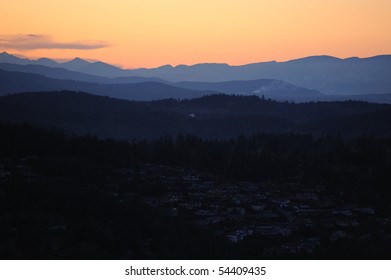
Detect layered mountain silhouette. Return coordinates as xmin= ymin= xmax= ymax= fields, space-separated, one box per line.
xmin=0 ymin=67 xmax=331 ymax=102
xmin=0 ymin=69 xmax=211 ymax=101
xmin=0 ymin=62 xmax=166 ymax=84
xmin=2 ymin=51 xmax=391 ymax=95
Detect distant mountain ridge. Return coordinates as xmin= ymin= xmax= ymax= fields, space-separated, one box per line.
xmin=1 ymin=51 xmax=391 ymax=95
xmin=0 ymin=62 xmax=166 ymax=84
xmin=1 ymin=67 xmax=391 ymax=103
xmin=0 ymin=69 xmax=210 ymax=101
xmin=0 ymin=67 xmax=328 ymax=102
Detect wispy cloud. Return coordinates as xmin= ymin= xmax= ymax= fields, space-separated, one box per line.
xmin=0 ymin=34 xmax=109 ymax=50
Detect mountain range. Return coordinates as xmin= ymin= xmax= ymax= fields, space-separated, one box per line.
xmin=0 ymin=69 xmax=211 ymax=101
xmin=0 ymin=64 xmax=328 ymax=102
xmin=1 ymin=51 xmax=391 ymax=96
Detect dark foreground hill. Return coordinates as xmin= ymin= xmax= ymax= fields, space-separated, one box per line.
xmin=1 ymin=91 xmax=391 ymax=139
xmin=1 ymin=122 xmax=391 ymax=259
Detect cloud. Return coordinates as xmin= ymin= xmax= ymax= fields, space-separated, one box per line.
xmin=0 ymin=34 xmax=109 ymax=50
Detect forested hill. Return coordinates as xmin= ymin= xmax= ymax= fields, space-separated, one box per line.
xmin=1 ymin=122 xmax=391 ymax=259
xmin=1 ymin=91 xmax=391 ymax=140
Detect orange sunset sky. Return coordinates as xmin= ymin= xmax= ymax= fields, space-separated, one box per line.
xmin=1 ymin=0 xmax=390 ymax=68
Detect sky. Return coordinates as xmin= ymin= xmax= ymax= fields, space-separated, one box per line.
xmin=1 ymin=0 xmax=390 ymax=68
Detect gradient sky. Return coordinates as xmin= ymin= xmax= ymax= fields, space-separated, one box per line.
xmin=1 ymin=0 xmax=390 ymax=68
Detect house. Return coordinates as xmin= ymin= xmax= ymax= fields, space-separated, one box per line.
xmin=226 ymin=228 xmax=254 ymax=243
xmin=295 ymin=192 xmax=318 ymax=202
xmin=256 ymin=224 xmax=292 ymax=236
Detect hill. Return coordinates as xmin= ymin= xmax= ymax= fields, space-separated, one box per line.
xmin=1 ymin=91 xmax=390 ymax=140
xmin=175 ymin=79 xmax=324 ymax=102
xmin=0 ymin=67 xmax=328 ymax=102
xmin=0 ymin=69 xmax=209 ymax=101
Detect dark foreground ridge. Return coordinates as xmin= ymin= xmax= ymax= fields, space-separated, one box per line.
xmin=1 ymin=91 xmax=391 ymax=140
xmin=1 ymin=123 xmax=391 ymax=259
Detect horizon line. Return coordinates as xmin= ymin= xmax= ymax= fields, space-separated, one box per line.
xmin=1 ymin=50 xmax=391 ymax=70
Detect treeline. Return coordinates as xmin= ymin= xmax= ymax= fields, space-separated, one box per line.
xmin=1 ymin=123 xmax=391 ymax=196
xmin=135 ymin=133 xmax=391 ymax=198
xmin=1 ymin=91 xmax=391 ymax=140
